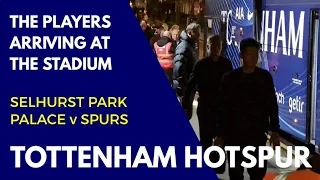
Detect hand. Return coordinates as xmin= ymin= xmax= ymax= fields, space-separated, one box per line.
xmin=176 ymin=87 xmax=183 ymax=97
xmin=184 ymin=109 xmax=192 ymax=119
xmin=270 ymin=132 xmax=280 ymax=149
xmin=214 ymin=137 xmax=224 ymax=147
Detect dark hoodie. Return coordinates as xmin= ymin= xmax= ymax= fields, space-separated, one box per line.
xmin=173 ymin=30 xmax=199 ymax=96
xmin=144 ymin=26 xmax=153 ymax=42
xmin=150 ymin=34 xmax=161 ymax=49
xmin=182 ymin=56 xmax=233 ymax=112
xmin=217 ymin=67 xmax=280 ymax=143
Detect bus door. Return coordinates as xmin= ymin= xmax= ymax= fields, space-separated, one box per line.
xmin=261 ymin=7 xmax=310 ymax=142
xmin=309 ymin=9 xmax=320 ymax=152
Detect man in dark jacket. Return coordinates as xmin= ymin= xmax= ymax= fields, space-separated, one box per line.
xmin=150 ymin=25 xmax=164 ymax=50
xmin=173 ymin=23 xmax=200 ymax=97
xmin=215 ymin=38 xmax=280 ymax=180
xmin=182 ymin=35 xmax=233 ymax=150
xmin=140 ymin=20 xmax=153 ymax=42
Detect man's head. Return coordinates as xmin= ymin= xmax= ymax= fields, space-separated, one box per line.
xmin=140 ymin=20 xmax=148 ymax=31
xmin=162 ymin=31 xmax=171 ymax=38
xmin=162 ymin=23 xmax=169 ymax=31
xmin=153 ymin=23 xmax=164 ymax=35
xmin=156 ymin=26 xmax=165 ymax=36
xmin=207 ymin=35 xmax=222 ymax=56
xmin=170 ymin=25 xmax=180 ymax=41
xmin=240 ymin=38 xmax=260 ymax=69
xmin=185 ymin=23 xmax=200 ymax=42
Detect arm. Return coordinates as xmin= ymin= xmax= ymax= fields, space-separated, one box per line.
xmin=181 ymin=61 xmax=199 ymax=111
xmin=150 ymin=37 xmax=156 ymax=49
xmin=170 ymin=42 xmax=177 ymax=54
xmin=215 ymin=60 xmax=233 ymax=138
xmin=216 ymin=73 xmax=230 ymax=138
xmin=266 ymin=72 xmax=280 ymax=132
xmin=173 ymin=45 xmax=188 ymax=96
xmin=226 ymin=59 xmax=233 ymax=71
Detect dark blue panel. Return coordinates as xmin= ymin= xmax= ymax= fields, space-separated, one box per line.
xmin=265 ymin=0 xmax=320 ymax=5
xmin=261 ymin=6 xmax=312 ymax=141
xmin=316 ymin=18 xmax=320 ymax=153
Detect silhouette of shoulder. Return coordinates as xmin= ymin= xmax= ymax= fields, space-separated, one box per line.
xmin=255 ymin=67 xmax=274 ymax=83
xmin=224 ymin=67 xmax=242 ymax=77
xmin=197 ymin=56 xmax=231 ymax=66
xmin=198 ymin=56 xmax=211 ymax=64
xmin=220 ymin=56 xmax=232 ymax=62
xmin=220 ymin=68 xmax=239 ymax=84
xmin=256 ymin=67 xmax=270 ymax=74
xmin=193 ymin=56 xmax=211 ymax=69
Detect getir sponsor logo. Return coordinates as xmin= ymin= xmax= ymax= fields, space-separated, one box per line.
xmin=260 ymin=10 xmax=305 ymax=59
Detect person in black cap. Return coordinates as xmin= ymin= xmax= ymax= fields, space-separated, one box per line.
xmin=140 ymin=20 xmax=153 ymax=42
xmin=150 ymin=24 xmax=164 ymax=50
xmin=215 ymin=38 xmax=280 ymax=180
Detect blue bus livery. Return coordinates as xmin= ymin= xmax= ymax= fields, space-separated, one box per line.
xmin=205 ymin=0 xmax=320 ymax=152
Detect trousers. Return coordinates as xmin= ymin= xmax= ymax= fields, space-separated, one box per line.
xmin=163 ymin=68 xmax=173 ymax=85
xmin=226 ymin=134 xmax=268 ymax=180
xmin=197 ymin=105 xmax=217 ymax=150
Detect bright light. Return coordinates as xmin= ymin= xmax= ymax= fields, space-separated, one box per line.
xmin=193 ymin=100 xmax=198 ymax=106
xmin=207 ymin=19 xmax=212 ymax=28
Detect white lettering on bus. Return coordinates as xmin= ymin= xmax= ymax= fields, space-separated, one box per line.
xmin=260 ymin=10 xmax=305 ymax=59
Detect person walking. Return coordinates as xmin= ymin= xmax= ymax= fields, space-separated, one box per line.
xmin=182 ymin=35 xmax=232 ymax=150
xmin=173 ymin=23 xmax=200 ymax=98
xmin=140 ymin=20 xmax=153 ymax=42
xmin=215 ymin=38 xmax=280 ymax=180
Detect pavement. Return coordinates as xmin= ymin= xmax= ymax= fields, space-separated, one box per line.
xmin=189 ymin=99 xmax=298 ymax=180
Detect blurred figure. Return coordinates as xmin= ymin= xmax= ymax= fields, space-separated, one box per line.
xmin=216 ymin=38 xmax=280 ymax=180
xmin=140 ymin=20 xmax=153 ymax=42
xmin=182 ymin=35 xmax=232 ymax=150
xmin=170 ymin=25 xmax=180 ymax=44
xmin=154 ymin=31 xmax=176 ymax=85
xmin=150 ymin=24 xmax=164 ymax=50
xmin=143 ymin=13 xmax=148 ymax=21
xmin=173 ymin=23 xmax=200 ymax=99
xmin=150 ymin=23 xmax=156 ymax=31
xmin=140 ymin=20 xmax=147 ymax=31
xmin=162 ymin=23 xmax=169 ymax=31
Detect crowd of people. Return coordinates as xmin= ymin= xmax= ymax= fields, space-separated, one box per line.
xmin=140 ymin=20 xmax=319 ymax=180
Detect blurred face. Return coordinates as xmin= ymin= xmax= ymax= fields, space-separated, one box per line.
xmin=159 ymin=29 xmax=165 ymax=37
xmin=140 ymin=22 xmax=147 ymax=31
xmin=155 ymin=28 xmax=161 ymax=35
xmin=162 ymin=24 xmax=168 ymax=31
xmin=189 ymin=28 xmax=200 ymax=42
xmin=171 ymin=29 xmax=179 ymax=41
xmin=241 ymin=47 xmax=259 ymax=68
xmin=209 ymin=39 xmax=222 ymax=56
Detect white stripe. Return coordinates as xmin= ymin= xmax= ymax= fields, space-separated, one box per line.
xmin=159 ymin=60 xmax=174 ymax=64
